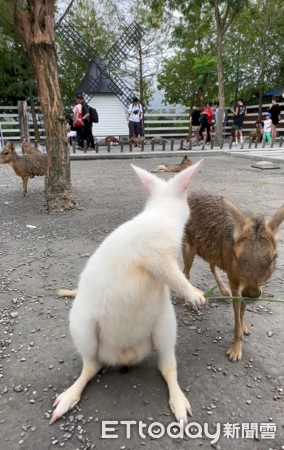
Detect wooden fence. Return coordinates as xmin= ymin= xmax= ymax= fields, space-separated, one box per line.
xmin=144 ymin=103 xmax=284 ymax=138
xmin=1 ymin=102 xmax=284 ymax=147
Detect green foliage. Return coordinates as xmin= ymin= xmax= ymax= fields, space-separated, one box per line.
xmin=56 ymin=0 xmax=116 ymax=103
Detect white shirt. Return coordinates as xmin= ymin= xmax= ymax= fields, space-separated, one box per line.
xmin=128 ymin=103 xmax=143 ymax=122
xmin=263 ymin=119 xmax=272 ymax=132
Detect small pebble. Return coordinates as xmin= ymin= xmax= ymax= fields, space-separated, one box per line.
xmin=13 ymin=385 xmax=23 ymax=393
xmin=246 ymin=400 xmax=252 ymax=405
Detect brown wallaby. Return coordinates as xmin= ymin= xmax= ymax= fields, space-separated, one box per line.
xmin=20 ymin=139 xmax=42 ymax=155
xmin=131 ymin=136 xmax=148 ymax=147
xmin=249 ymin=129 xmax=262 ymax=143
xmin=183 ymin=192 xmax=284 ymax=362
xmin=105 ymin=136 xmax=121 ymax=145
xmin=0 ymin=141 xmax=47 ymax=197
xmin=151 ymin=155 xmax=192 ymax=173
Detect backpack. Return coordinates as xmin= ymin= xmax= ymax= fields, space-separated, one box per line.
xmin=88 ymin=106 xmax=99 ymax=123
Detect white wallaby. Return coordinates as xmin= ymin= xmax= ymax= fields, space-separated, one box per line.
xmin=51 ymin=160 xmax=205 ymax=426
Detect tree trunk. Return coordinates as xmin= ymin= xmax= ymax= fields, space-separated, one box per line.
xmin=7 ymin=0 xmax=76 ymax=212
xmin=197 ymin=87 xmax=205 ymax=110
xmin=138 ymin=40 xmax=144 ymax=105
xmin=258 ymin=38 xmax=266 ymax=120
xmin=29 ymin=83 xmax=41 ymax=143
xmin=215 ymin=32 xmax=225 ymax=146
xmin=28 ymin=42 xmax=75 ymax=211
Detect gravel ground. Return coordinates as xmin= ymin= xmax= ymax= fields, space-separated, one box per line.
xmin=1 ymin=156 xmax=284 ymax=450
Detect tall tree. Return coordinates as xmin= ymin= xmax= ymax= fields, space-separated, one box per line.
xmin=4 ymin=0 xmax=76 ymax=211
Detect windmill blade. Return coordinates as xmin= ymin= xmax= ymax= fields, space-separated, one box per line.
xmin=55 ymin=18 xmax=96 ymax=63
xmin=103 ymin=21 xmax=144 ymax=70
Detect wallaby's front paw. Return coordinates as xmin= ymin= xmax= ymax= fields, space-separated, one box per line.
xmin=188 ymin=287 xmax=207 ymax=309
xmin=219 ymin=284 xmax=231 ymax=297
xmin=169 ymin=391 xmax=192 ymax=427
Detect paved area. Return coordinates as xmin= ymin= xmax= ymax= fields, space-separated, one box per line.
xmin=1 ymin=156 xmax=284 ymax=450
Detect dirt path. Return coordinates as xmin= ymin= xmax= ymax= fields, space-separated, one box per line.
xmin=1 ymin=156 xmax=284 ymax=450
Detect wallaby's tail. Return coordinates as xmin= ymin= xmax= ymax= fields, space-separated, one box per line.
xmin=57 ymin=289 xmax=77 ymax=298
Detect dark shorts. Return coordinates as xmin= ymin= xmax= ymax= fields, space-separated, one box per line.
xmin=271 ymin=118 xmax=279 ymax=125
xmin=234 ymin=122 xmax=243 ymax=130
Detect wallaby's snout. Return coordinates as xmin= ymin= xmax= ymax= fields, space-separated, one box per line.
xmin=241 ymin=288 xmax=262 ymax=299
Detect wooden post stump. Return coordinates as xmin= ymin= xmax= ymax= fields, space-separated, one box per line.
xmin=95 ymin=142 xmax=99 ymax=153
xmin=17 ymin=101 xmax=29 ymax=143
xmin=141 ymin=142 xmax=144 ymax=152
xmin=279 ymin=136 xmax=283 ymax=148
xmin=107 ymin=140 xmax=110 ymax=153
xmin=162 ymin=140 xmax=166 ymax=151
xmin=72 ymin=142 xmax=76 ymax=154
xmin=180 ymin=139 xmax=184 ymax=150
xmin=210 ymin=139 xmax=214 ymax=149
xmin=249 ymin=138 xmax=253 ymax=148
xmin=129 ymin=141 xmax=133 ymax=152
xmin=151 ymin=141 xmax=155 ymax=152
xmin=229 ymin=137 xmax=233 ymax=149
xmin=170 ymin=138 xmax=174 ymax=151
xmin=188 ymin=139 xmax=192 ymax=150
xmin=120 ymin=142 xmax=124 ymax=153
xmin=271 ymin=139 xmax=274 ymax=148
xmin=84 ymin=140 xmax=87 ymax=153
xmin=220 ymin=139 xmax=224 ymax=149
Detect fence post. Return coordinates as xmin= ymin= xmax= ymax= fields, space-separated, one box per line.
xmin=129 ymin=141 xmax=133 ymax=152
xmin=262 ymin=138 xmax=266 ymax=148
xmin=210 ymin=138 xmax=214 ymax=150
xmin=241 ymin=137 xmax=245 ymax=149
xmin=162 ymin=139 xmax=166 ymax=151
xmin=141 ymin=142 xmax=144 ymax=152
xmin=202 ymin=138 xmax=206 ymax=150
xmin=254 ymin=138 xmax=258 ymax=149
xmin=180 ymin=139 xmax=184 ymax=150
xmin=107 ymin=140 xmax=111 ymax=153
xmin=84 ymin=140 xmax=87 ymax=153
xmin=170 ymin=138 xmax=174 ymax=151
xmin=229 ymin=136 xmax=233 ymax=149
xmin=120 ymin=141 xmax=124 ymax=153
xmin=220 ymin=139 xmax=224 ymax=149
xmin=34 ymin=140 xmax=38 ymax=149
xmin=72 ymin=141 xmax=76 ymax=154
xmin=151 ymin=140 xmax=155 ymax=152
xmin=17 ymin=100 xmax=29 ymax=143
xmin=249 ymin=138 xmax=253 ymax=148
xmin=95 ymin=142 xmax=99 ymax=153
xmin=271 ymin=139 xmax=274 ymax=148
xmin=279 ymin=136 xmax=283 ymax=148
xmin=188 ymin=139 xmax=192 ymax=150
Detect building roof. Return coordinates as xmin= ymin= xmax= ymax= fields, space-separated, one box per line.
xmin=75 ymin=58 xmax=122 ymax=95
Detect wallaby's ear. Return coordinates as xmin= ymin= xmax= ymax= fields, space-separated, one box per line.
xmin=131 ymin=164 xmax=161 ymax=194
xmin=10 ymin=142 xmax=15 ymax=153
xmin=267 ymin=205 xmax=284 ymax=234
xmin=223 ymin=199 xmax=246 ymax=240
xmin=172 ymin=159 xmax=203 ymax=192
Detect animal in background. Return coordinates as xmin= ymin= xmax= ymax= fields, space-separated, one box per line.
xmin=51 ymin=161 xmax=205 ymax=425
xmin=183 ymin=192 xmax=284 ymax=362
xmin=131 ymin=136 xmax=148 ymax=147
xmin=105 ymin=136 xmax=121 ymax=145
xmin=0 ymin=141 xmax=47 ymax=197
xmin=151 ymin=155 xmax=192 ymax=173
xmin=20 ymin=139 xmax=42 ymax=155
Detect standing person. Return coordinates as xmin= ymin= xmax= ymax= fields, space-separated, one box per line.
xmin=231 ymin=98 xmax=246 ymax=145
xmin=73 ymin=94 xmax=95 ymax=150
xmin=268 ymin=97 xmax=281 ymax=140
xmin=189 ymin=106 xmax=201 ymax=138
xmin=199 ymin=102 xmax=214 ymax=144
xmin=262 ymin=113 xmax=272 ymax=143
xmin=128 ymin=97 xmax=143 ymax=138
xmin=214 ymin=101 xmax=219 ymax=129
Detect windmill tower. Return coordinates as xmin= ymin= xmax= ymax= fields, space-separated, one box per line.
xmin=56 ymin=20 xmax=144 ymax=138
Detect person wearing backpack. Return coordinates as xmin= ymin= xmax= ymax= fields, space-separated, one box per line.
xmin=128 ymin=97 xmax=143 ymax=138
xmin=74 ymin=94 xmax=95 ymax=149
